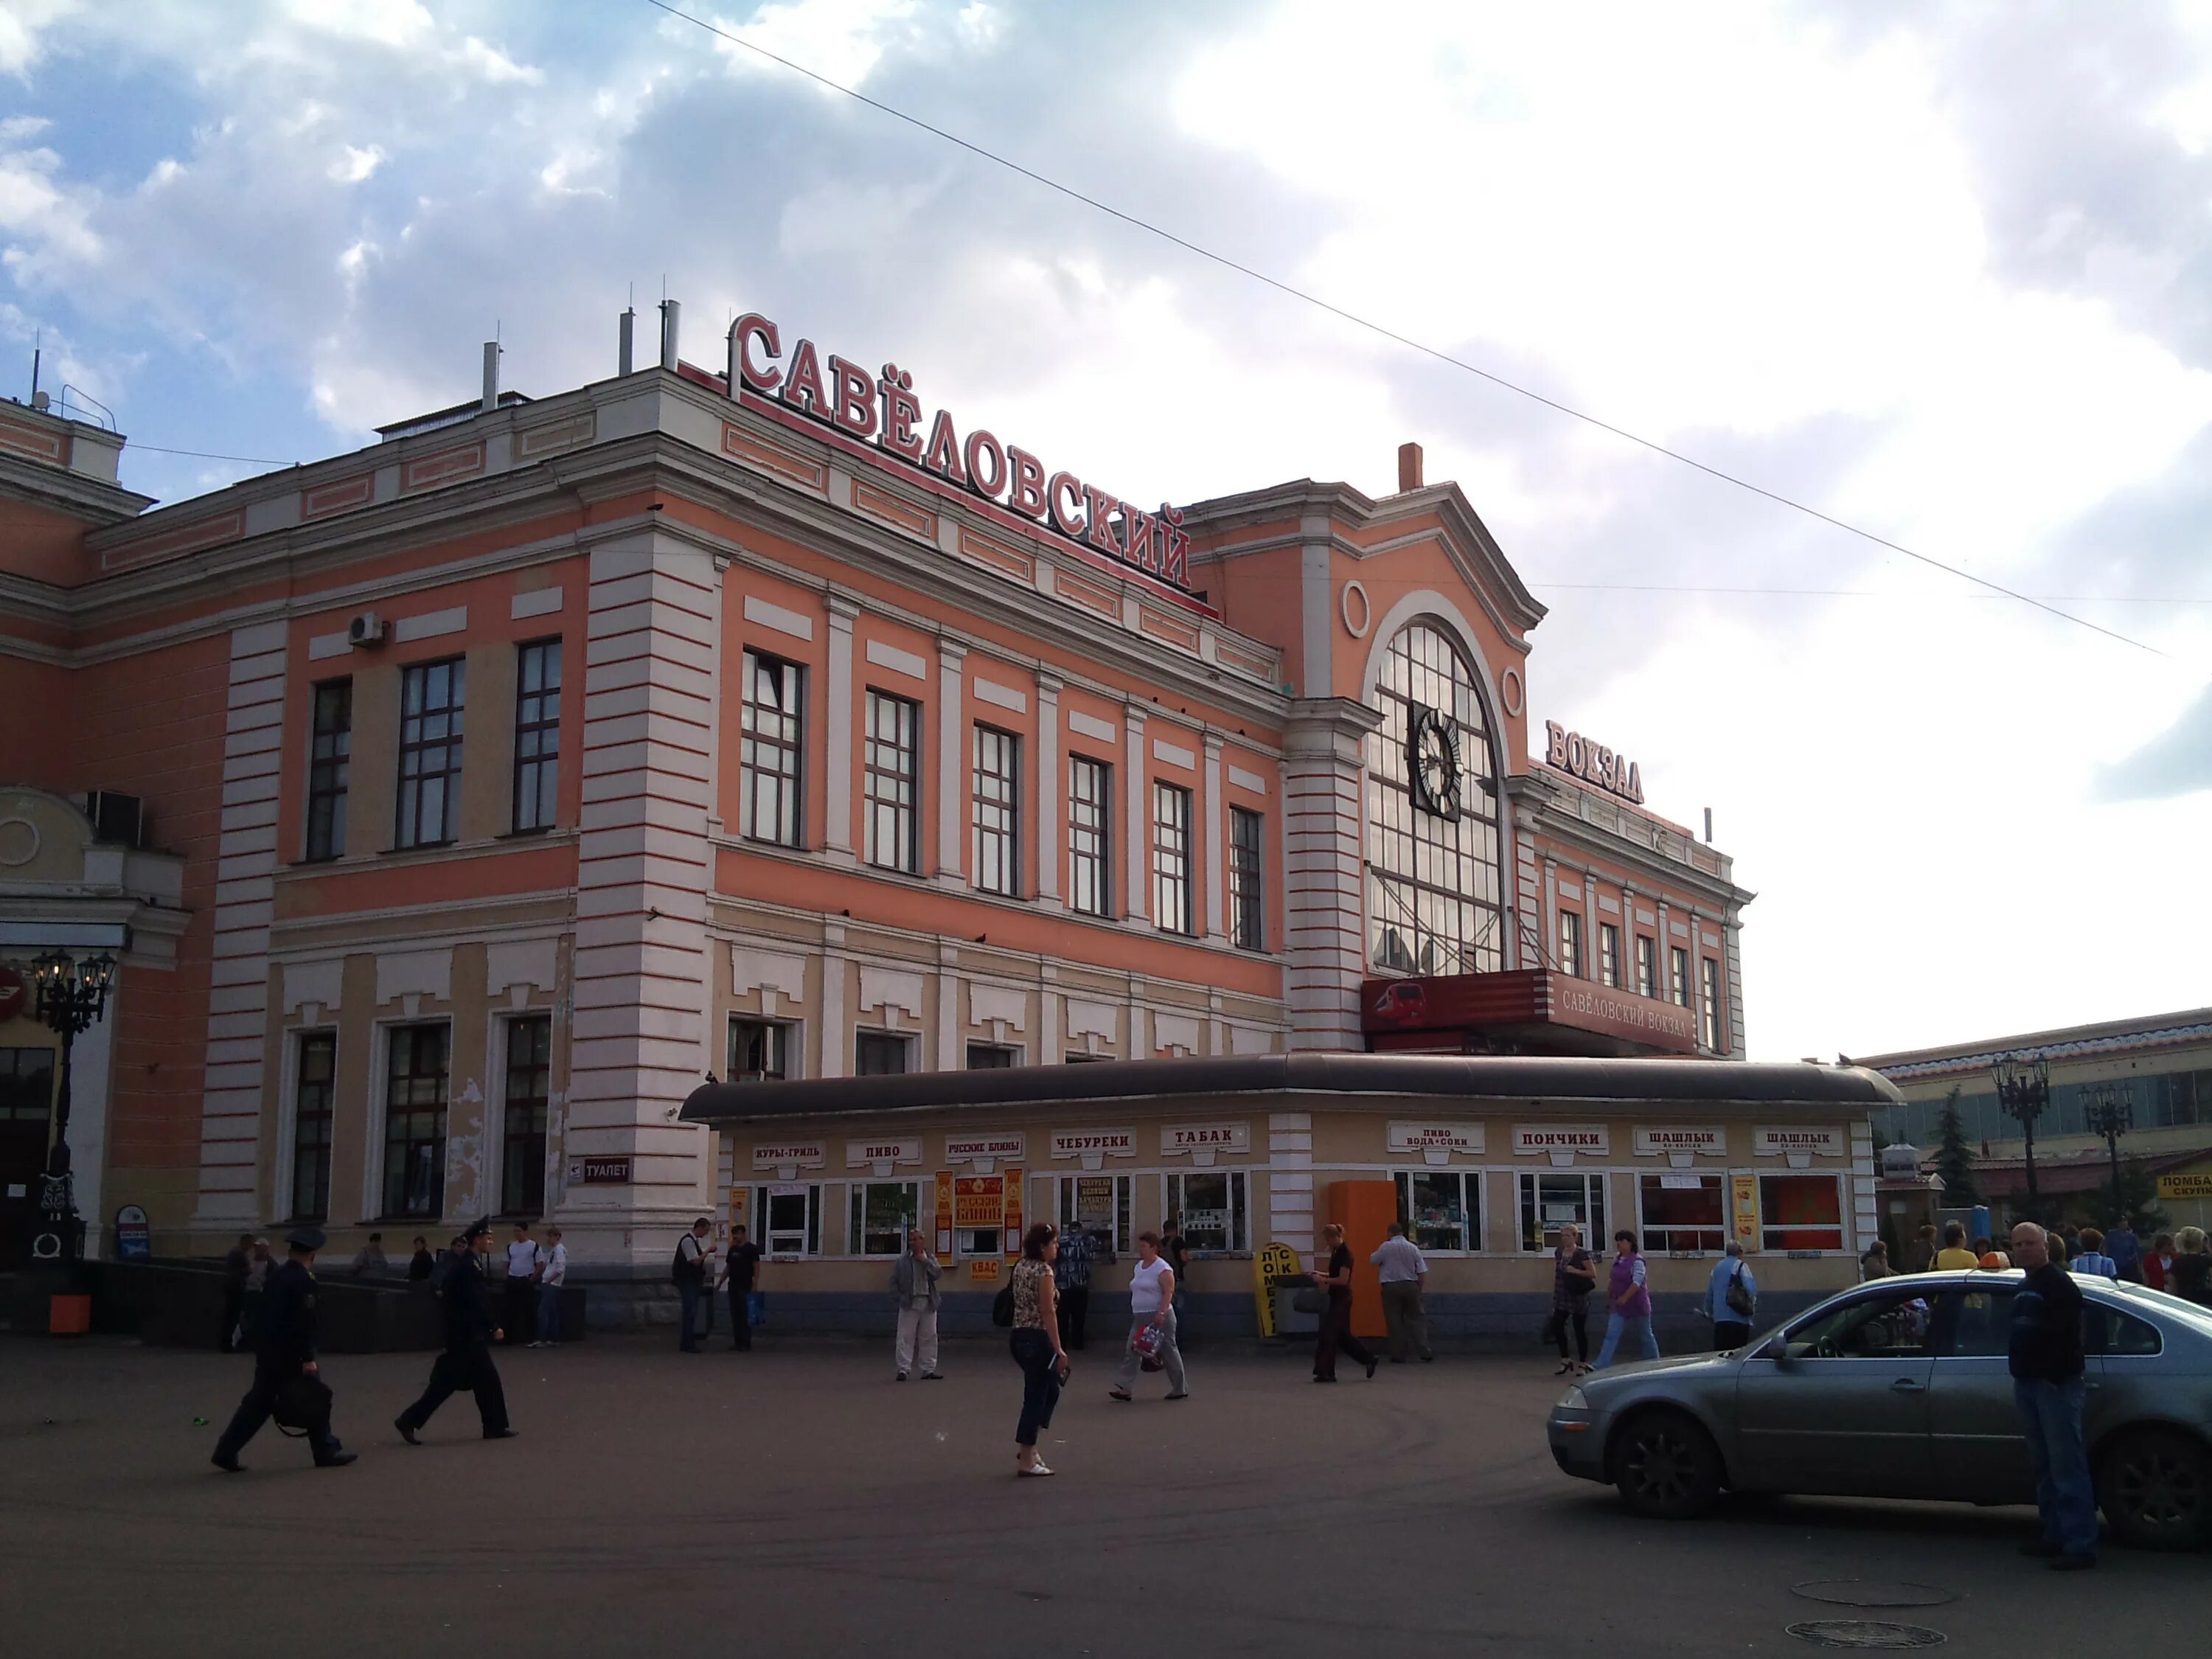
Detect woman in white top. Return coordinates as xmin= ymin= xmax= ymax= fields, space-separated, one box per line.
xmin=1108 ymin=1230 xmax=1188 ymax=1402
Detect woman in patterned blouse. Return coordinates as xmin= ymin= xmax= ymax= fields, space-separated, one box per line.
xmin=1009 ymin=1222 xmax=1070 ymax=1476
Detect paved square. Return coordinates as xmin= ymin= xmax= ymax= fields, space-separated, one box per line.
xmin=4 ymin=1334 xmax=2206 ymax=1656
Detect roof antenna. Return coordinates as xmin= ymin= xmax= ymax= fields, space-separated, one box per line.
xmin=30 ymin=327 xmax=47 ymax=411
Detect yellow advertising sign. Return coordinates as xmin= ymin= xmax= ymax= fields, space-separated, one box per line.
xmin=1004 ymin=1165 xmax=1025 ymax=1259
xmin=969 ymin=1257 xmax=1002 ymax=1282
xmin=933 ymin=1170 xmax=955 ymax=1259
xmin=2157 ymin=1172 xmax=2212 ymax=1201
xmin=953 ymin=1175 xmax=1004 ymax=1228
xmin=1731 ymin=1174 xmax=1759 ymax=1251
xmin=1253 ymin=1240 xmax=1301 ymax=1339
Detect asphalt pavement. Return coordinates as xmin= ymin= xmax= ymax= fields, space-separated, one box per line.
xmin=3 ymin=1331 xmax=2207 ymax=1657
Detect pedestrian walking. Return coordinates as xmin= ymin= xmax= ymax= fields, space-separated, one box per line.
xmin=219 ymin=1231 xmax=252 ymax=1351
xmin=395 ymin=1219 xmax=516 ymax=1444
xmin=406 ymin=1235 xmax=436 ymax=1281
xmin=529 ymin=1227 xmax=566 ymax=1348
xmin=2106 ymin=1215 xmax=2143 ymax=1284
xmin=2171 ymin=1226 xmax=2212 ymax=1307
xmin=721 ymin=1224 xmax=762 ymax=1349
xmin=239 ymin=1238 xmax=276 ymax=1348
xmin=1933 ymin=1220 xmax=1980 ymax=1271
xmin=1159 ymin=1215 xmax=1190 ymax=1324
xmin=1309 ymin=1222 xmax=1379 ymax=1382
xmin=349 ymin=1232 xmax=389 ymax=1278
xmin=1054 ymin=1223 xmax=1093 ymax=1351
xmin=1008 ymin=1221 xmax=1069 ymax=1476
xmin=2069 ymin=1227 xmax=2118 ymax=1280
xmin=1545 ymin=1221 xmax=1596 ymax=1374
xmin=1705 ymin=1240 xmax=1756 ymax=1351
xmin=672 ymin=1217 xmax=712 ymax=1352
xmin=2006 ymin=1222 xmax=2096 ymax=1569
xmin=1371 ymin=1220 xmax=1433 ymax=1363
xmin=1593 ymin=1229 xmax=1660 ymax=1368
xmin=2143 ymin=1233 xmax=2176 ymax=1293
xmin=1108 ymin=1230 xmax=1187 ymax=1402
xmin=891 ymin=1225 xmax=943 ymax=1381
xmin=1860 ymin=1239 xmax=1895 ymax=1279
xmin=504 ymin=1222 xmax=538 ymax=1343
xmin=1907 ymin=1222 xmax=1938 ymax=1273
xmin=209 ymin=1228 xmax=355 ymax=1472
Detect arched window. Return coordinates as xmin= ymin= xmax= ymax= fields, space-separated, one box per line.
xmin=1366 ymin=621 xmax=1503 ymax=975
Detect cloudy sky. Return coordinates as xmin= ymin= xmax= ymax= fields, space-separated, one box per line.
xmin=4 ymin=0 xmax=2207 ymax=1061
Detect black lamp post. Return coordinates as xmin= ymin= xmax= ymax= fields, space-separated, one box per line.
xmin=27 ymin=949 xmax=117 ymax=1265
xmin=2082 ymin=1082 xmax=2135 ymax=1227
xmin=1992 ymin=1053 xmax=2051 ymax=1217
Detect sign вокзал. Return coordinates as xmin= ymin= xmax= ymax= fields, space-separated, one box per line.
xmin=1544 ymin=721 xmax=1644 ymax=805
xmin=727 ymin=312 xmax=1193 ymax=590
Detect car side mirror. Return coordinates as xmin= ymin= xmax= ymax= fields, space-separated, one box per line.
xmin=1761 ymin=1337 xmax=1796 ymax=1368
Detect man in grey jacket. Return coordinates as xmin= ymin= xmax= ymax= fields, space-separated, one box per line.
xmin=890 ymin=1226 xmax=944 ymax=1382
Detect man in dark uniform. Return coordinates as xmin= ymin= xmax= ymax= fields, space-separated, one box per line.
xmin=395 ymin=1217 xmax=518 ymax=1444
xmin=210 ymin=1228 xmax=355 ymax=1472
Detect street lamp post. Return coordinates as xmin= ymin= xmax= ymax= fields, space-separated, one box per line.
xmin=2082 ymin=1082 xmax=2135 ymax=1228
xmin=1991 ymin=1053 xmax=2051 ymax=1220
xmin=27 ymin=950 xmax=117 ymax=1265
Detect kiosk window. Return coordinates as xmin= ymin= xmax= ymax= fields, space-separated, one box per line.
xmin=1639 ymin=1174 xmax=1726 ymax=1253
xmin=1057 ymin=1173 xmax=1133 ymax=1254
xmin=849 ymin=1180 xmax=920 ymax=1256
xmin=749 ymin=1184 xmax=821 ymax=1257
xmin=1519 ymin=1171 xmax=1605 ymax=1253
xmin=1167 ymin=1170 xmax=1248 ymax=1253
xmin=1394 ymin=1169 xmax=1480 ymax=1252
xmin=953 ymin=1174 xmax=1008 ymax=1257
xmin=1759 ymin=1175 xmax=1844 ymax=1252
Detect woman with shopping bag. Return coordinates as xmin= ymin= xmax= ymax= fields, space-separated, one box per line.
xmin=1108 ymin=1231 xmax=1188 ymax=1402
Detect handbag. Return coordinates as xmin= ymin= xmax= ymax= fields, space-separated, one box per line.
xmin=1725 ymin=1262 xmax=1754 ymax=1318
xmin=271 ymin=1373 xmax=333 ymax=1437
xmin=991 ymin=1282 xmax=1015 ymax=1327
xmin=747 ymin=1291 xmax=766 ymax=1327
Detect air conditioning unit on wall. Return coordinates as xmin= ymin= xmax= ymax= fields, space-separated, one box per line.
xmin=347 ymin=612 xmax=386 ymax=647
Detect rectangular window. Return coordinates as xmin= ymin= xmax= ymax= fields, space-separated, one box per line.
xmin=1669 ymin=945 xmax=1691 ymax=1008
xmin=1229 ymin=805 xmax=1265 ymax=951
xmin=501 ymin=1015 xmax=552 ymax=1215
xmin=1599 ymin=923 xmax=1621 ymax=989
xmin=1517 ymin=1171 xmax=1606 ymax=1253
xmin=849 ymin=1180 xmax=921 ymax=1256
xmin=1068 ymin=756 xmax=1112 ymax=917
xmin=728 ymin=1019 xmax=792 ymax=1082
xmin=1056 ymin=1173 xmax=1134 ymax=1255
xmin=1065 ymin=1051 xmax=1108 ymax=1064
xmin=305 ymin=681 xmax=351 ymax=861
xmin=395 ymin=658 xmax=465 ymax=849
xmin=1701 ymin=958 xmax=1724 ymax=1050
xmin=1558 ymin=911 xmax=1584 ymax=978
xmin=855 ymin=1031 xmax=913 ymax=1077
xmin=966 ymin=1043 xmax=1018 ymax=1069
xmin=863 ymin=689 xmax=920 ymax=872
xmin=748 ymin=1184 xmax=822 ymax=1257
xmin=510 ymin=640 xmax=560 ymax=833
xmin=0 ymin=1047 xmax=55 ymax=1127
xmin=740 ymin=649 xmax=804 ymax=847
xmin=290 ymin=1033 xmax=335 ymax=1222
xmin=1635 ymin=934 xmax=1656 ymax=998
xmin=953 ymin=1173 xmax=1008 ymax=1258
xmin=1166 ymin=1169 xmax=1248 ymax=1253
xmin=1152 ymin=782 xmax=1193 ymax=936
xmin=1638 ymin=1173 xmax=1726 ymax=1253
xmin=1759 ymin=1175 xmax=1845 ymax=1253
xmin=382 ymin=1023 xmax=450 ymax=1219
xmin=1394 ymin=1169 xmax=1481 ymax=1252
xmin=972 ymin=725 xmax=1020 ymax=897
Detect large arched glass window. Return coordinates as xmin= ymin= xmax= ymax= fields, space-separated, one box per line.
xmin=1366 ymin=621 xmax=1503 ymax=975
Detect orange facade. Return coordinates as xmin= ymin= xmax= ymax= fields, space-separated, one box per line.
xmin=0 ymin=316 xmax=1749 ymax=1270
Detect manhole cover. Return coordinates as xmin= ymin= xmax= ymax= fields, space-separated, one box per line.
xmin=1787 ymin=1621 xmax=1947 ymax=1650
xmin=1793 ymin=1581 xmax=1957 ymax=1608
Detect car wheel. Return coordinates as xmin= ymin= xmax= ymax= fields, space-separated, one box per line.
xmin=2098 ymin=1429 xmax=2212 ymax=1552
xmin=1612 ymin=1410 xmax=1722 ymax=1520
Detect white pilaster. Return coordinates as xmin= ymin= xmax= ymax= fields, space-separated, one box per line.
xmin=1267 ymin=1110 xmax=1315 ymax=1251
xmin=824 ymin=595 xmax=858 ymax=858
xmin=819 ymin=939 xmax=847 ymax=1079
xmin=1035 ymin=672 xmax=1062 ymax=904
xmin=936 ymin=640 xmax=965 ymax=882
xmin=1124 ymin=706 xmax=1147 ymax=923
xmin=1203 ymin=733 xmax=1226 ymax=942
xmin=1281 ymin=698 xmax=1381 ymax=1052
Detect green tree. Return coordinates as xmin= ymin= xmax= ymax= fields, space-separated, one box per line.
xmin=2104 ymin=1165 xmax=2169 ymax=1237
xmin=1933 ymin=1085 xmax=1979 ymax=1207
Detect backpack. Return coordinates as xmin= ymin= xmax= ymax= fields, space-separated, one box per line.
xmin=1725 ymin=1261 xmax=1755 ymax=1318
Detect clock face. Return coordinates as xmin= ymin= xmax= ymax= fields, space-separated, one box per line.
xmin=1406 ymin=706 xmax=1462 ymax=821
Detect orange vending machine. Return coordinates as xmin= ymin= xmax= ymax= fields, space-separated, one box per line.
xmin=1326 ymin=1179 xmax=1397 ymax=1340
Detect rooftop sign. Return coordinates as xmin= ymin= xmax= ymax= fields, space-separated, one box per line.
xmin=728 ymin=312 xmax=1192 ymax=591
xmin=1545 ymin=721 xmax=1644 ymax=805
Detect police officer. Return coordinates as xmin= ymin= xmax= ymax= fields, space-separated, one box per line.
xmin=394 ymin=1217 xmax=518 ymax=1444
xmin=210 ymin=1227 xmax=355 ymax=1472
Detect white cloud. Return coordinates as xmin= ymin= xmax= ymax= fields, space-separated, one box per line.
xmin=707 ymin=0 xmax=917 ymax=90
xmin=454 ymin=35 xmax=543 ymax=85
xmin=328 ymin=143 xmax=385 ymax=183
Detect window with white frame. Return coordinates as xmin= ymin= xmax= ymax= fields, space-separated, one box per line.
xmin=966 ymin=1042 xmax=1018 ymax=1068
xmin=1760 ymin=1174 xmax=1845 ymax=1252
xmin=748 ymin=1184 xmax=823 ymax=1257
xmin=511 ymin=639 xmax=561 ymax=835
xmin=855 ymin=1031 xmax=914 ymax=1076
xmin=1670 ymin=945 xmax=1692 ymax=1008
xmin=501 ymin=1015 xmax=552 ymax=1216
xmin=1635 ymin=934 xmax=1657 ymax=998
xmin=1394 ymin=1169 xmax=1481 ymax=1252
xmin=1639 ymin=1173 xmax=1726 ymax=1253
xmin=1166 ymin=1169 xmax=1248 ymax=1253
xmin=1701 ymin=957 xmax=1724 ymax=1050
xmin=1152 ymin=782 xmax=1193 ymax=936
xmin=972 ymin=724 xmax=1020 ymax=897
xmin=863 ymin=689 xmax=920 ymax=872
xmin=1518 ymin=1170 xmax=1606 ymax=1253
xmin=740 ymin=649 xmax=804 ymax=847
xmin=1229 ymin=804 xmax=1265 ymax=951
xmin=728 ymin=1018 xmax=793 ymax=1082
xmin=1068 ymin=755 xmax=1112 ymax=917
xmin=1056 ymin=1172 xmax=1133 ymax=1254
xmin=849 ymin=1180 xmax=922 ymax=1256
xmin=290 ymin=1032 xmax=335 ymax=1222
xmin=1558 ymin=911 xmax=1584 ymax=978
xmin=1599 ymin=922 xmax=1621 ymax=989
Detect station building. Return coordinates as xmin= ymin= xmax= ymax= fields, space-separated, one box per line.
xmin=0 ymin=302 xmax=1794 ymax=1304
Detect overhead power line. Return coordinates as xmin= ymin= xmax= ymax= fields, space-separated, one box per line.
xmin=643 ymin=0 xmax=2163 ymax=658
xmin=129 ymin=442 xmax=301 ymax=465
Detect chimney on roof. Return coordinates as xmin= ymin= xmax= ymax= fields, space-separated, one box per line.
xmin=481 ymin=341 xmax=501 ymax=413
xmin=619 ymin=307 xmax=636 ymax=375
xmin=1397 ymin=441 xmax=1424 ymax=493
xmin=658 ymin=299 xmax=681 ymax=371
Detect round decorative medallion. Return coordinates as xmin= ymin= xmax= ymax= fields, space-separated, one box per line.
xmin=0 ymin=817 xmax=40 ymax=868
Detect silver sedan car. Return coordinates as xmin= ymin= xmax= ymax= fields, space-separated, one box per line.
xmin=1548 ymin=1270 xmax=2212 ymax=1549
